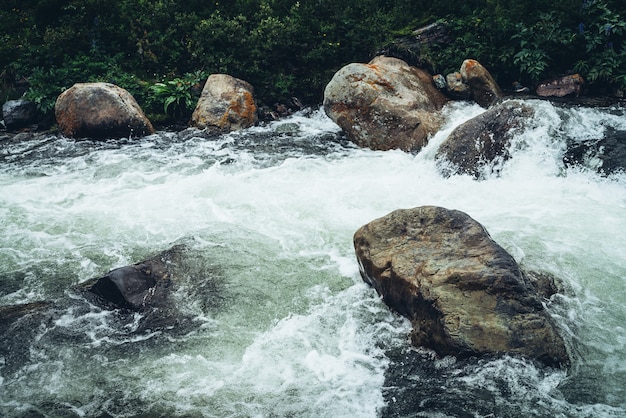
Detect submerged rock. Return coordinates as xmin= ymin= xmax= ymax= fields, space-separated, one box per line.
xmin=191 ymin=74 xmax=258 ymax=132
xmin=55 ymin=82 xmax=154 ymax=139
xmin=354 ymin=206 xmax=569 ymax=367
xmin=564 ymin=128 xmax=626 ymax=175
xmin=436 ymin=100 xmax=534 ymax=179
xmin=323 ymin=55 xmax=448 ymax=152
xmin=80 ymin=245 xmax=186 ymax=311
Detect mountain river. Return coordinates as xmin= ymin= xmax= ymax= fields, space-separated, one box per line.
xmin=1 ymin=100 xmax=625 ymax=417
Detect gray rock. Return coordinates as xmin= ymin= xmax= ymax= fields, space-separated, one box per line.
xmin=445 ymin=72 xmax=471 ymax=100
xmin=354 ymin=206 xmax=569 ymax=367
xmin=2 ymin=99 xmax=38 ymax=130
xmin=82 ymin=245 xmax=186 ymax=311
xmin=436 ymin=100 xmax=534 ymax=178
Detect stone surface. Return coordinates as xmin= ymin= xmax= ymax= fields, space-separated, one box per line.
xmin=191 ymin=74 xmax=258 ymax=131
xmin=323 ymin=56 xmax=448 ymax=152
xmin=354 ymin=206 xmax=569 ymax=367
xmin=460 ymin=59 xmax=503 ymax=107
xmin=564 ymin=128 xmax=626 ymax=175
xmin=2 ymin=99 xmax=38 ymax=130
xmin=445 ymin=72 xmax=471 ymax=100
xmin=55 ymin=82 xmax=154 ymax=138
xmin=536 ymin=74 xmax=584 ymax=98
xmin=436 ymin=100 xmax=534 ymax=178
xmin=84 ymin=245 xmax=185 ymax=311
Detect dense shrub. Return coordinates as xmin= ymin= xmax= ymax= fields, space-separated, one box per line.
xmin=1 ymin=0 xmax=625 ymax=122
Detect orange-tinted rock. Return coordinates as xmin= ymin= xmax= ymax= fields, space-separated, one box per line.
xmin=55 ymin=82 xmax=154 ymax=139
xmin=460 ymin=59 xmax=502 ymax=108
xmin=191 ymin=74 xmax=258 ymax=131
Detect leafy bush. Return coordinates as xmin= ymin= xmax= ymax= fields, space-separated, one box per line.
xmin=3 ymin=0 xmax=626 ymax=122
xmin=149 ymin=71 xmax=208 ymax=119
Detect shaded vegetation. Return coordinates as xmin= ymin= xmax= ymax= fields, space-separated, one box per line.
xmin=1 ymin=0 xmax=625 ymax=122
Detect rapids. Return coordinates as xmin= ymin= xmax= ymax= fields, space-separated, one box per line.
xmin=1 ymin=100 xmax=625 ymax=417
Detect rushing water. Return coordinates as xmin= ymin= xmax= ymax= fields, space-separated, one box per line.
xmin=0 ymin=101 xmax=625 ymax=417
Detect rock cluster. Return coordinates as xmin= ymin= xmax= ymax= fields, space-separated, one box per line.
xmin=354 ymin=206 xmax=569 ymax=367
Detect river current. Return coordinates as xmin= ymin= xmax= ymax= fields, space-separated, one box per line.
xmin=1 ymin=100 xmax=625 ymax=417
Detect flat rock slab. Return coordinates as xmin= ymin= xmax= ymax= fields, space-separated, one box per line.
xmin=354 ymin=206 xmax=569 ymax=367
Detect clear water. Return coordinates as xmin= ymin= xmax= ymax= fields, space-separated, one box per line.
xmin=0 ymin=102 xmax=625 ymax=417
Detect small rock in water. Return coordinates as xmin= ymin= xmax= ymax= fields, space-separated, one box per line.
xmin=274 ymin=122 xmax=300 ymax=134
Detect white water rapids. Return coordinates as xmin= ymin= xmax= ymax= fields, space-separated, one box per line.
xmin=1 ymin=100 xmax=625 ymax=417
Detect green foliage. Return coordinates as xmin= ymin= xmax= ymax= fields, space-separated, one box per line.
xmin=2 ymin=0 xmax=626 ymax=119
xmin=512 ymin=12 xmax=576 ymax=81
xmin=149 ymin=71 xmax=208 ymax=118
xmin=574 ymin=0 xmax=626 ymax=88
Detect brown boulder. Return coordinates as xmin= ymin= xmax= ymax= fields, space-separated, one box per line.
xmin=55 ymin=82 xmax=154 ymax=138
xmin=354 ymin=206 xmax=569 ymax=367
xmin=536 ymin=74 xmax=584 ymax=98
xmin=323 ymin=56 xmax=449 ymax=152
xmin=460 ymin=59 xmax=503 ymax=107
xmin=191 ymin=74 xmax=258 ymax=131
xmin=436 ymin=100 xmax=534 ymax=178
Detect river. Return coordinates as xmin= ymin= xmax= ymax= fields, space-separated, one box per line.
xmin=1 ymin=100 xmax=625 ymax=417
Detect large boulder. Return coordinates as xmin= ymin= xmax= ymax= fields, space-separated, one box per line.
xmin=55 ymin=82 xmax=154 ymax=138
xmin=354 ymin=206 xmax=569 ymax=367
xmin=2 ymin=99 xmax=38 ymax=130
xmin=436 ymin=100 xmax=534 ymax=178
xmin=191 ymin=74 xmax=258 ymax=131
xmin=323 ymin=56 xmax=449 ymax=152
xmin=460 ymin=59 xmax=502 ymax=108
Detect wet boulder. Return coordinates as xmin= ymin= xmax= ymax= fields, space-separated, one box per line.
xmin=80 ymin=245 xmax=186 ymax=311
xmin=460 ymin=59 xmax=502 ymax=108
xmin=191 ymin=74 xmax=258 ymax=132
xmin=323 ymin=55 xmax=449 ymax=152
xmin=536 ymin=74 xmax=584 ymax=98
xmin=55 ymin=82 xmax=154 ymax=139
xmin=564 ymin=128 xmax=626 ymax=175
xmin=354 ymin=206 xmax=569 ymax=367
xmin=436 ymin=100 xmax=534 ymax=178
xmin=2 ymin=99 xmax=38 ymax=130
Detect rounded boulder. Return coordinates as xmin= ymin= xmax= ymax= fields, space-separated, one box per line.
xmin=55 ymin=82 xmax=154 ymax=139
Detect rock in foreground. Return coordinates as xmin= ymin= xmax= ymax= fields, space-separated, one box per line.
xmin=323 ymin=56 xmax=448 ymax=152
xmin=354 ymin=206 xmax=569 ymax=367
xmin=55 ymin=82 xmax=154 ymax=138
